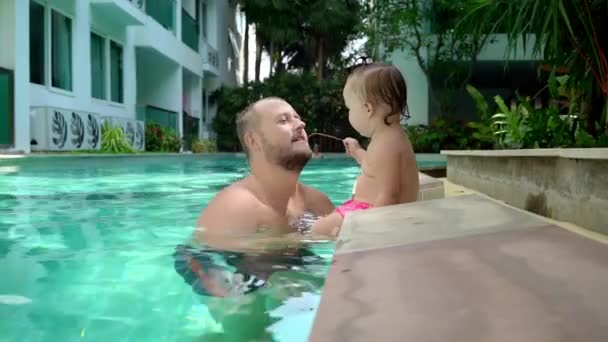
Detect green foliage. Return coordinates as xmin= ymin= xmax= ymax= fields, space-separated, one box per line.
xmin=465 ymin=85 xmax=496 ymax=148
xmin=460 ymin=0 xmax=608 ymax=131
xmin=406 ymin=116 xmax=494 ymax=153
xmin=213 ymin=71 xmax=361 ymax=152
xmin=191 ymin=138 xmax=217 ymax=153
xmin=101 ymin=122 xmax=135 ymax=154
xmin=365 ymin=0 xmax=494 ymax=120
xmin=145 ymin=122 xmax=182 ymax=152
xmin=465 ymin=85 xmax=608 ymax=149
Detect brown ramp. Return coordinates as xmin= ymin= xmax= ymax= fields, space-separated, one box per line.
xmin=310 ymin=194 xmax=608 ymax=342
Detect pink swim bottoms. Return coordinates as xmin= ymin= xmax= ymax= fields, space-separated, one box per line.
xmin=336 ymin=199 xmax=373 ymax=218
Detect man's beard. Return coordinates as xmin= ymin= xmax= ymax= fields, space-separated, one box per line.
xmin=262 ymin=137 xmax=312 ymax=172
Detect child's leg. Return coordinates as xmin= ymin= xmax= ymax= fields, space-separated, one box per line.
xmin=311 ymin=212 xmax=344 ymax=237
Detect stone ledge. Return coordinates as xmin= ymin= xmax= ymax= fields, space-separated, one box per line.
xmin=441 ymin=148 xmax=608 ymax=160
xmin=445 ymin=152 xmax=608 ymax=234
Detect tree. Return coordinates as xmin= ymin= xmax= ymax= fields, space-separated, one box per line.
xmin=239 ymin=0 xmax=363 ymax=80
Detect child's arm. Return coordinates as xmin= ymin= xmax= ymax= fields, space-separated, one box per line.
xmin=343 ymin=138 xmax=366 ymax=165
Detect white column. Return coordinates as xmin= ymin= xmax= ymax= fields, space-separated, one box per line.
xmin=74 ymin=0 xmax=91 ymax=103
xmin=175 ymin=0 xmax=182 ymax=39
xmin=177 ymin=67 xmax=184 ymax=144
xmin=14 ymin=0 xmax=31 ymax=153
xmin=125 ymin=28 xmax=137 ymax=118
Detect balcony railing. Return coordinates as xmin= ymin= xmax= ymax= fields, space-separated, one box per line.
xmin=181 ymin=8 xmax=199 ymax=51
xmin=202 ymin=41 xmax=219 ymax=70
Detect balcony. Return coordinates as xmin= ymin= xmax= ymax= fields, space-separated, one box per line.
xmin=89 ymin=0 xmax=145 ymax=26
xmin=201 ymin=40 xmax=219 ymax=76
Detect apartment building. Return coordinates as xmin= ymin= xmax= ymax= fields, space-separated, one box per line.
xmin=0 ymin=0 xmax=242 ymax=153
xmin=383 ymin=5 xmax=541 ymax=126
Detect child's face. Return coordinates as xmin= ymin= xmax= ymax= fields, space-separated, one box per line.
xmin=343 ymin=80 xmax=371 ymax=137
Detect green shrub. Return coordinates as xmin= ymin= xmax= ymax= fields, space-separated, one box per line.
xmin=213 ymin=71 xmax=362 ymax=152
xmin=191 ymin=138 xmax=216 ymax=153
xmin=101 ymin=122 xmax=135 ymax=154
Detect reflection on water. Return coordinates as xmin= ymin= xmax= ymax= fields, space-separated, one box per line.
xmin=0 ymin=156 xmax=353 ymax=341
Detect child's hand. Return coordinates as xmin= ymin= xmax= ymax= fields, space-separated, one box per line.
xmin=343 ymin=137 xmax=360 ymax=157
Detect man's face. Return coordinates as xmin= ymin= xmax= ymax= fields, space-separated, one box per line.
xmin=253 ymin=99 xmax=312 ymax=171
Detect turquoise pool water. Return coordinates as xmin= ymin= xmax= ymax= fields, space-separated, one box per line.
xmin=0 ymin=155 xmax=361 ymax=342
xmin=0 ymin=154 xmax=445 ymax=341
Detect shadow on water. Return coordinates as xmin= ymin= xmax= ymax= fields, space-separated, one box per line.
xmin=172 ymin=234 xmax=334 ymax=341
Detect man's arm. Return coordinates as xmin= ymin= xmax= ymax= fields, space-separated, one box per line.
xmin=367 ymin=142 xmax=402 ymax=207
xmin=301 ymin=184 xmax=335 ymax=216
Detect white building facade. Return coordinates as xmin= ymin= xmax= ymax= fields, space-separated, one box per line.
xmin=383 ymin=2 xmax=541 ymax=126
xmin=0 ymin=0 xmax=242 ymax=153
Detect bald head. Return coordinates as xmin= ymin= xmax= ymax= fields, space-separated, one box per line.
xmin=235 ymin=97 xmax=287 ymax=156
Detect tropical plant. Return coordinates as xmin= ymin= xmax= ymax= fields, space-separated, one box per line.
xmin=465 ymin=85 xmax=496 ymax=148
xmin=459 ymin=0 xmax=608 ymax=136
xmin=101 ymin=122 xmax=135 ymax=153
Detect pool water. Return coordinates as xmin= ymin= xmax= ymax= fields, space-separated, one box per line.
xmin=0 ymin=155 xmax=361 ymax=342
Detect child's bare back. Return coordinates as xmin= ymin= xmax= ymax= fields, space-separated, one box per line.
xmin=352 ymin=126 xmax=419 ymax=206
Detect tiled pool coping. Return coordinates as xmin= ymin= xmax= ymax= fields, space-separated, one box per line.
xmin=310 ymin=190 xmax=608 ymax=341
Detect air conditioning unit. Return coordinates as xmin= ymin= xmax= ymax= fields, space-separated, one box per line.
xmin=30 ymin=107 xmax=102 ymax=151
xmin=107 ymin=117 xmax=145 ymax=151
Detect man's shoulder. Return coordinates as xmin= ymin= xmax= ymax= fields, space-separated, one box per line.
xmin=208 ymin=180 xmax=260 ymax=210
xmin=196 ymin=179 xmax=262 ymax=232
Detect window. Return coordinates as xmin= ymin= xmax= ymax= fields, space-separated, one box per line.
xmin=110 ymin=41 xmax=123 ymax=103
xmin=201 ymin=1 xmax=207 ymax=38
xmin=51 ymin=10 xmax=72 ymax=91
xmin=90 ymin=33 xmax=105 ymax=100
xmin=29 ymin=1 xmax=45 ymax=85
xmin=202 ymin=89 xmax=207 ymax=123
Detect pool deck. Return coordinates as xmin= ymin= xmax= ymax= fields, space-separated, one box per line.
xmin=310 ymin=180 xmax=608 ymax=342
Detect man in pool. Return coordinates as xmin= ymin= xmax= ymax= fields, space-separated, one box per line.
xmin=175 ymin=97 xmax=334 ymax=297
xmin=173 ymin=97 xmax=335 ymax=339
xmin=194 ymin=96 xmax=335 ymax=242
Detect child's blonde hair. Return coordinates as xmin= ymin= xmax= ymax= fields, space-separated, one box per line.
xmin=346 ymin=63 xmax=408 ymax=124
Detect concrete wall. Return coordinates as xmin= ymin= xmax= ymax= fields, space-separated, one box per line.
xmin=388 ymin=49 xmax=429 ymax=126
xmin=387 ymin=32 xmax=539 ymax=126
xmin=445 ymin=150 xmax=608 ymax=234
xmin=136 ymin=54 xmax=181 ymax=114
